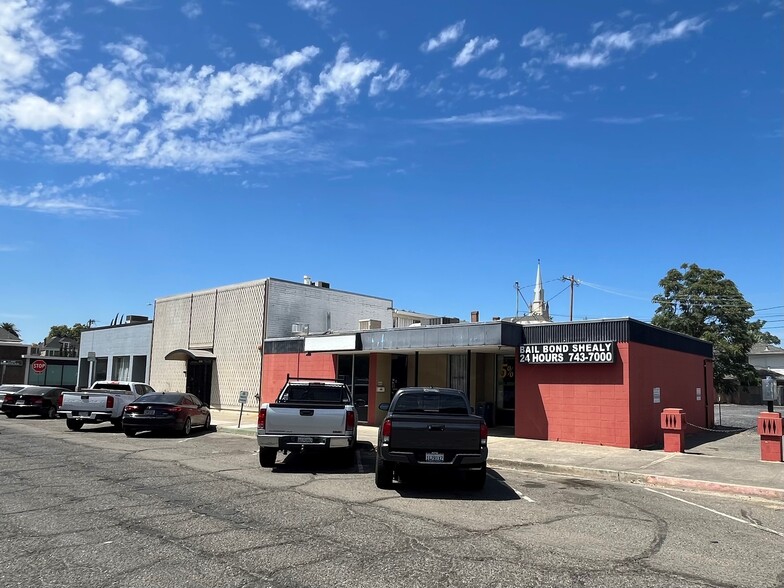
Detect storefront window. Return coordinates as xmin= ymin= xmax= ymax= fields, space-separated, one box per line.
xmin=112 ymin=356 xmax=130 ymax=381
xmin=496 ymin=355 xmax=515 ymax=410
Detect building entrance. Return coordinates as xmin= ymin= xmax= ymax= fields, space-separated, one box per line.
xmin=186 ymin=360 xmax=213 ymax=406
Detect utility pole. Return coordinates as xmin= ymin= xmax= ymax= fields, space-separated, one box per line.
xmin=514 ymin=281 xmax=519 ymax=317
xmin=561 ymin=275 xmax=580 ymax=321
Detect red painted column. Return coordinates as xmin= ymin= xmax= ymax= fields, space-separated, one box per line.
xmin=758 ymin=412 xmax=783 ymax=462
xmin=661 ymin=408 xmax=686 ymax=453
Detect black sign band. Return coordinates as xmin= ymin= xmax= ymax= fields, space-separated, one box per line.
xmin=519 ymin=342 xmax=615 ymax=364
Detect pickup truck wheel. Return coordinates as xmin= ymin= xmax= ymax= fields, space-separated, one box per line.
xmin=374 ymin=454 xmax=394 ymax=489
xmin=110 ymin=418 xmax=123 ymax=430
xmin=465 ymin=463 xmax=487 ymax=491
xmin=66 ymin=419 xmax=83 ymax=431
xmin=46 ymin=406 xmax=57 ymax=419
xmin=259 ymin=448 xmax=277 ymax=468
xmin=5 ymin=412 xmax=17 ymax=419
xmin=182 ymin=417 xmax=192 ymax=437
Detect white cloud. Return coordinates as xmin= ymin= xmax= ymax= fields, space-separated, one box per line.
xmin=478 ymin=66 xmax=508 ymax=80
xmin=70 ymin=173 xmax=112 ymax=188
xmin=422 ymin=105 xmax=561 ymax=126
xmin=306 ymin=45 xmax=380 ymax=110
xmin=0 ymin=0 xmax=76 ymax=98
xmin=453 ymin=37 xmax=499 ymax=67
xmin=106 ymin=0 xmax=132 ymax=5
xmin=3 ymin=65 xmax=149 ymax=131
xmin=553 ymin=17 xmax=707 ymax=70
xmin=273 ymin=46 xmax=320 ymax=72
xmin=369 ymin=65 xmax=409 ymax=96
xmin=593 ymin=114 xmax=667 ymax=124
xmin=181 ymin=2 xmax=202 ymax=19
xmin=0 ymin=244 xmax=20 ymax=252
xmin=520 ymin=27 xmax=553 ymax=50
xmin=289 ymin=0 xmax=332 ymax=20
xmin=421 ymin=20 xmax=465 ymax=52
xmin=0 ymin=182 xmax=127 ymax=217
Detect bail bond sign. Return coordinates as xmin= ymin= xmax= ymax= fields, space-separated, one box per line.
xmin=519 ymin=342 xmax=615 ymax=365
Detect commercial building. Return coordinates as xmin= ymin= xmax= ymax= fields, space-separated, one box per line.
xmin=262 ymin=317 xmax=714 ymax=450
xmin=77 ymin=316 xmax=153 ymax=388
xmin=0 ymin=326 xmax=28 ymax=385
xmin=149 ymin=277 xmax=393 ymax=412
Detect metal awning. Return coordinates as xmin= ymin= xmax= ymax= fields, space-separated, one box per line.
xmin=165 ymin=349 xmax=216 ymax=361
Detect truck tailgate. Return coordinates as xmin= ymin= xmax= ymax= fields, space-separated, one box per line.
xmin=389 ymin=415 xmax=481 ymax=452
xmin=60 ymin=392 xmax=112 ymax=413
xmin=265 ymin=404 xmax=348 ymax=436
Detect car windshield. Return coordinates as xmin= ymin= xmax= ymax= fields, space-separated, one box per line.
xmin=278 ymin=385 xmax=349 ymax=404
xmin=393 ymin=392 xmax=468 ymax=415
xmin=92 ymin=383 xmax=132 ymax=391
xmin=135 ymin=393 xmax=183 ymax=405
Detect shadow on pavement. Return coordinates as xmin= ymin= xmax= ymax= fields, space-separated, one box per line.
xmin=684 ymin=425 xmax=752 ymax=451
xmin=390 ymin=467 xmax=521 ymax=501
xmin=270 ymin=440 xmax=375 ymax=474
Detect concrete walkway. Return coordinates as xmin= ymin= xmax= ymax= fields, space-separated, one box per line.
xmin=210 ymin=409 xmax=784 ymax=502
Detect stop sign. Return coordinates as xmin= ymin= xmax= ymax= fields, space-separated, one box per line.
xmin=32 ymin=359 xmax=47 ymax=373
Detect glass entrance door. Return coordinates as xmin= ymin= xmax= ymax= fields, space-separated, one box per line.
xmin=336 ymin=355 xmax=369 ymax=422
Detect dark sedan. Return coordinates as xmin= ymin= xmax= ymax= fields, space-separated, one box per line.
xmin=2 ymin=386 xmax=69 ymax=419
xmin=122 ymin=392 xmax=211 ymax=437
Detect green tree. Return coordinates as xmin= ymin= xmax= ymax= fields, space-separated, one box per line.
xmin=651 ymin=263 xmax=778 ymax=401
xmin=1 ymin=322 xmax=20 ymax=338
xmin=47 ymin=323 xmax=89 ymax=341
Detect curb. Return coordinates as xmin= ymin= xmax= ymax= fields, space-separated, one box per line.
xmin=215 ymin=424 xmax=256 ymax=437
xmin=487 ymin=457 xmax=784 ymax=502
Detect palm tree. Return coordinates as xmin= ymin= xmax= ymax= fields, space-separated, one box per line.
xmin=1 ymin=322 xmax=20 ymax=338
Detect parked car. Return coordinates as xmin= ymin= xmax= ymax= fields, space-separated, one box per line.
xmin=257 ymin=377 xmax=364 ymax=468
xmin=2 ymin=386 xmax=69 ymax=419
xmin=0 ymin=385 xmax=29 ymax=409
xmin=58 ymin=381 xmax=154 ymax=431
xmin=122 ymin=392 xmax=211 ymax=437
xmin=375 ymin=387 xmax=488 ymax=490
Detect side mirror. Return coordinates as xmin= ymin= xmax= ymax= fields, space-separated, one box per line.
xmin=378 ymin=402 xmax=390 ymax=411
xmin=355 ymin=399 xmax=367 ymax=407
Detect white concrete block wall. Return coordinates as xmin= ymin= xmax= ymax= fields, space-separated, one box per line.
xmin=149 ymin=296 xmax=191 ymax=392
xmin=190 ymin=291 xmax=216 ymax=348
xmin=212 ymin=282 xmax=265 ymax=408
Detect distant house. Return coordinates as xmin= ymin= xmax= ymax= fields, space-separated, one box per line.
xmin=23 ymin=335 xmax=79 ymax=389
xmin=745 ymin=343 xmax=784 ymax=405
xmin=0 ymin=327 xmax=29 ymax=385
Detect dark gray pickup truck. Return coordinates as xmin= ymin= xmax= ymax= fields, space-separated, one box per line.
xmin=375 ymin=387 xmax=488 ymax=490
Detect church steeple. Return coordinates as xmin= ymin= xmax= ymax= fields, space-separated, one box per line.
xmin=530 ymin=260 xmax=551 ymax=321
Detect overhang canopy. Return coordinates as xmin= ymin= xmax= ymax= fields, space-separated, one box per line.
xmin=165 ymin=348 xmax=216 ymax=361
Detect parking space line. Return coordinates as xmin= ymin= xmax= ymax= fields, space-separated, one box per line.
xmin=644 ymin=488 xmax=784 ymax=537
xmin=489 ymin=472 xmax=534 ymax=502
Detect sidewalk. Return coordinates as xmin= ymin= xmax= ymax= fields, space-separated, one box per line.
xmin=210 ymin=409 xmax=784 ymax=502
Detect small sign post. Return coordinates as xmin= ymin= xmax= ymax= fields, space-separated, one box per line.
xmin=237 ymin=390 xmax=249 ymax=428
xmin=762 ymin=376 xmax=777 ymax=413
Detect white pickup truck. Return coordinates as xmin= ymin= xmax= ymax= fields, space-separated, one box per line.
xmin=256 ymin=378 xmax=365 ymax=468
xmin=58 ymin=381 xmax=155 ymax=431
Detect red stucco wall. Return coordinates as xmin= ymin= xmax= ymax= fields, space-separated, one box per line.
xmin=627 ymin=342 xmax=714 ymax=449
xmin=515 ymin=343 xmax=632 ymax=447
xmin=260 ymin=353 xmax=336 ymax=404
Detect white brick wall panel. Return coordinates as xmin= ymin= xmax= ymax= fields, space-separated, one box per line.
xmin=266 ymin=280 xmax=393 ymax=338
xmin=212 ymin=283 xmax=265 ymax=408
xmin=190 ymin=291 xmax=216 ymax=348
xmin=150 ymin=297 xmax=191 ymax=393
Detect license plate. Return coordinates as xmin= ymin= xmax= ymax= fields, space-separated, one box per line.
xmin=144 ymin=409 xmax=156 ymax=416
xmin=16 ymin=401 xmax=26 ymax=405
xmin=425 ymin=452 xmax=445 ymax=462
xmin=297 ymin=437 xmax=314 ymax=443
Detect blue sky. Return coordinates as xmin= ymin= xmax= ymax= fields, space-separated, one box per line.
xmin=1 ymin=0 xmax=781 ymax=343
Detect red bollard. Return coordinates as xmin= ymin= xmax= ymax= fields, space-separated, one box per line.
xmin=757 ymin=412 xmax=783 ymax=462
xmin=661 ymin=408 xmax=686 ymax=453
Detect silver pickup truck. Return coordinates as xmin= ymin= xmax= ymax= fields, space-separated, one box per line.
xmin=58 ymin=381 xmax=155 ymax=431
xmin=256 ymin=378 xmax=365 ymax=468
